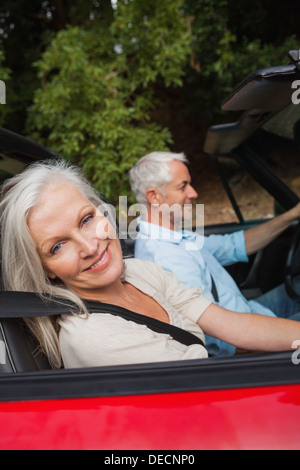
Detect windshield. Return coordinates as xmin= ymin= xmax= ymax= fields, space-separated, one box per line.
xmin=260 ymin=103 xmax=300 ymax=197
xmin=263 ymin=103 xmax=300 ymax=141
xmin=201 ymin=103 xmax=300 ymax=226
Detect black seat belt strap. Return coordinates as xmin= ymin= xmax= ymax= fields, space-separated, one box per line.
xmin=210 ymin=275 xmax=219 ymax=302
xmin=0 ymin=291 xmax=205 ymax=348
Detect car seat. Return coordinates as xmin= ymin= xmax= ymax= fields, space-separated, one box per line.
xmin=0 ymin=317 xmax=52 ymax=373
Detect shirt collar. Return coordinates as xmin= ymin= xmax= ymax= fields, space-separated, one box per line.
xmin=138 ymin=220 xmax=198 ymax=244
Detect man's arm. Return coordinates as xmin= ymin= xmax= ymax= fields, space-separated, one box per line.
xmin=244 ymin=201 xmax=300 ymax=256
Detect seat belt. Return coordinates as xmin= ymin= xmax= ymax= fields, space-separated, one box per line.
xmin=0 ymin=291 xmax=205 ymax=348
xmin=210 ymin=275 xmax=219 ymax=302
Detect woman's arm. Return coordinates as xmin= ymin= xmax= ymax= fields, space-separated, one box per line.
xmin=199 ymin=303 xmax=300 ymax=352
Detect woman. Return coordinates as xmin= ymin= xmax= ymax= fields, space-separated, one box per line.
xmin=0 ymin=159 xmax=299 ymax=369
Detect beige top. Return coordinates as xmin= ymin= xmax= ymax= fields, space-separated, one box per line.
xmin=59 ymin=259 xmax=212 ymax=368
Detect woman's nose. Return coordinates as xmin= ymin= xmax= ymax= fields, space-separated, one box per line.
xmin=78 ymin=235 xmax=98 ymax=258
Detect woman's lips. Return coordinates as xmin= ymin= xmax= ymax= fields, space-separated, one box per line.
xmin=84 ymin=246 xmax=111 ymax=272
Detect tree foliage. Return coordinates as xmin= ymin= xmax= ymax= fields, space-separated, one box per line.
xmin=27 ymin=0 xmax=191 ymax=202
xmin=0 ymin=0 xmax=299 ymax=201
xmin=182 ymin=0 xmax=299 ymax=118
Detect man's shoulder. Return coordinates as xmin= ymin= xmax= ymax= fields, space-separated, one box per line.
xmin=134 ymin=235 xmax=185 ymax=259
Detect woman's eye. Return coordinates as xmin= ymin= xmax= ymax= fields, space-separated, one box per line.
xmin=82 ymin=214 xmax=94 ymax=225
xmin=50 ymin=243 xmax=62 ymax=255
xmin=82 ymin=214 xmax=94 ymax=226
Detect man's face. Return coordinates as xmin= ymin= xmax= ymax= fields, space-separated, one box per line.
xmin=159 ymin=160 xmax=198 ymax=228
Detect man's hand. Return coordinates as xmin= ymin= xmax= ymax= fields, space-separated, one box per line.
xmin=289 ymin=201 xmax=300 ymax=219
xmin=244 ymin=201 xmax=300 ymax=256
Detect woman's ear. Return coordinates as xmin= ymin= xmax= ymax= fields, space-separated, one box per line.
xmin=45 ymin=268 xmax=57 ymax=280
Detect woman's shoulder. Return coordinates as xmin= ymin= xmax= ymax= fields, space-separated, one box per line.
xmin=124 ymin=257 xmax=167 ymax=280
xmin=124 ymin=258 xmax=171 ymax=293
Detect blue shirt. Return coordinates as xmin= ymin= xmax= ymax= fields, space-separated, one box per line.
xmin=134 ymin=221 xmax=275 ymax=356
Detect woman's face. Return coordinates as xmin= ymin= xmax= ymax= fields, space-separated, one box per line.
xmin=27 ymin=182 xmax=124 ymax=299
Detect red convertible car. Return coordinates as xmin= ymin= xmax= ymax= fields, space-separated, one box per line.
xmin=0 ymin=51 xmax=300 ymax=450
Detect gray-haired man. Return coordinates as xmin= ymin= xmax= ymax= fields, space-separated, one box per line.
xmin=129 ymin=151 xmax=300 ymax=356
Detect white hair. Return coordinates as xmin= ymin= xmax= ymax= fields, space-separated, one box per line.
xmin=0 ymin=158 xmax=105 ymax=368
xmin=129 ymin=151 xmax=188 ymax=204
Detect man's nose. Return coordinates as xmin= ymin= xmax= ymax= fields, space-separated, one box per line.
xmin=187 ymin=184 xmax=198 ymax=199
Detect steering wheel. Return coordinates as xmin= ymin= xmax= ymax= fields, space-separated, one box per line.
xmin=285 ymin=220 xmax=300 ymax=301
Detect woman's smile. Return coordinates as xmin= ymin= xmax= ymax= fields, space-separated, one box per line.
xmin=84 ymin=246 xmax=111 ymax=272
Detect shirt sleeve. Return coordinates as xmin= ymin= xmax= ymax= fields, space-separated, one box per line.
xmin=204 ymin=230 xmax=248 ymax=266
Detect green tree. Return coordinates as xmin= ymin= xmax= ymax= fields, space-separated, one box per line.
xmin=1 ymin=0 xmax=299 ymax=194
xmin=27 ymin=0 xmax=191 ymax=203
xmin=183 ymin=0 xmax=299 ymax=119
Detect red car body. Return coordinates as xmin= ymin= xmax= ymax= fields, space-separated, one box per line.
xmin=1 ymin=384 xmax=300 ymax=450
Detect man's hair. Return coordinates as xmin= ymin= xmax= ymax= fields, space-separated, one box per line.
xmin=129 ymin=151 xmax=188 ymax=204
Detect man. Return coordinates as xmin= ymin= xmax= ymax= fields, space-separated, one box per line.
xmin=129 ymin=151 xmax=300 ymax=356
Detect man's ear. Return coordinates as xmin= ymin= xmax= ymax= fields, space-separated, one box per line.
xmin=146 ymin=188 xmax=161 ymax=205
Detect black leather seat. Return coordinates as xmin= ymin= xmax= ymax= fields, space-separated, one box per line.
xmin=120 ymin=237 xmax=135 ymax=258
xmin=0 ymin=261 xmax=52 ymax=372
xmin=0 ymin=318 xmax=52 ymax=373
